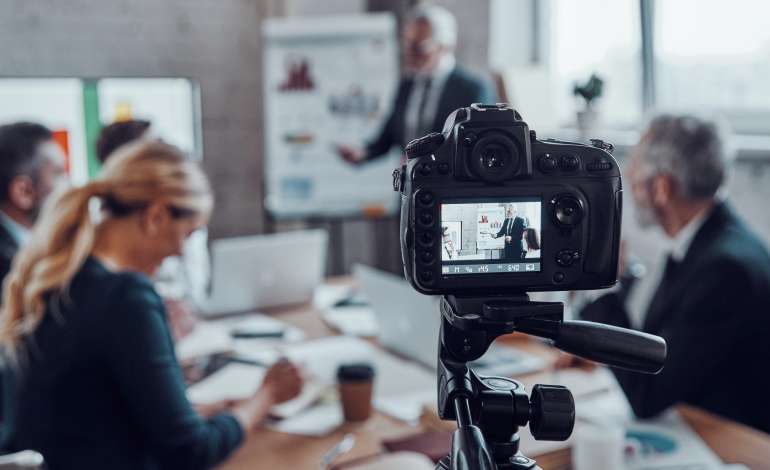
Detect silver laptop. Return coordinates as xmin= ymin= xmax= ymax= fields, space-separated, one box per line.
xmin=200 ymin=229 xmax=328 ymax=315
xmin=354 ymin=264 xmax=545 ymax=376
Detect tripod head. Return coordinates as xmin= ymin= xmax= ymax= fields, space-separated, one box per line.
xmin=435 ymin=294 xmax=667 ymax=470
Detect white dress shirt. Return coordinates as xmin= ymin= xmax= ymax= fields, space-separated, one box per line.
xmin=0 ymin=209 xmax=29 ymax=246
xmin=404 ymin=54 xmax=456 ymax=143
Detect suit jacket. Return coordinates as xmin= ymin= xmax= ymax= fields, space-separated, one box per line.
xmin=580 ymin=202 xmax=770 ymax=433
xmin=366 ymin=65 xmax=497 ymax=160
xmin=2 ymin=258 xmax=243 ymax=468
xmin=0 ymin=222 xmax=18 ymax=287
xmin=495 ymin=216 xmax=526 ymax=261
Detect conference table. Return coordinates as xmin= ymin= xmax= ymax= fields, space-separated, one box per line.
xmin=217 ymin=280 xmax=770 ymax=470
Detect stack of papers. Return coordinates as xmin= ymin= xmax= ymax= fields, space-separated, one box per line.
xmin=175 ymin=314 xmax=305 ymax=362
xmin=320 ymin=305 xmax=379 ymax=337
xmin=186 ymin=362 xmax=329 ymax=419
xmin=269 ymin=402 xmax=343 ymax=437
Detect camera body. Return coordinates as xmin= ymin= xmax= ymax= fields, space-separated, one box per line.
xmin=394 ymin=103 xmax=622 ymax=296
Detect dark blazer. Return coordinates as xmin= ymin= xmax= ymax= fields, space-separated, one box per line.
xmin=580 ymin=202 xmax=770 ymax=433
xmin=0 ymin=222 xmax=18 ymax=286
xmin=1 ymin=257 xmax=243 ymax=469
xmin=495 ymin=216 xmax=527 ymax=261
xmin=366 ymin=65 xmax=497 ymax=160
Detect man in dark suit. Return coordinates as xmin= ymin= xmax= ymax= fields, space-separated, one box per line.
xmin=338 ymin=4 xmax=496 ymax=163
xmin=491 ymin=204 xmax=527 ymax=261
xmin=0 ymin=122 xmax=66 ymax=284
xmin=559 ymin=115 xmax=770 ymax=434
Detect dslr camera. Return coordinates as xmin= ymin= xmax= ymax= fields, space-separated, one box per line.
xmin=393 ymin=105 xmax=664 ymax=470
xmin=394 ymin=103 xmax=622 ymax=295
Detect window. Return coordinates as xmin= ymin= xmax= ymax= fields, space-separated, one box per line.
xmin=653 ymin=0 xmax=770 ymax=134
xmin=543 ymin=0 xmax=770 ymax=137
xmin=550 ymin=0 xmax=642 ymax=130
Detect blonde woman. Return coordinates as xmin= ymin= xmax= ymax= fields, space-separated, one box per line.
xmin=0 ymin=141 xmax=302 ymax=469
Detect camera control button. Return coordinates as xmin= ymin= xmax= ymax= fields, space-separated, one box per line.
xmin=418 ymin=163 xmax=432 ymax=176
xmin=556 ymin=250 xmax=581 ymax=267
xmin=419 ymin=270 xmax=434 ymax=284
xmin=418 ymin=211 xmax=434 ymax=227
xmin=418 ymin=231 xmax=435 ymax=247
xmin=418 ymin=191 xmax=435 ymax=206
xmin=538 ymin=154 xmax=558 ymax=173
xmin=552 ymin=195 xmax=584 ymax=226
xmin=419 ymin=250 xmax=435 ymax=264
xmin=437 ymin=162 xmax=450 ymax=174
xmin=559 ymin=155 xmax=580 ymax=171
xmin=587 ymin=157 xmax=613 ymax=171
xmin=553 ymin=272 xmax=566 ymax=283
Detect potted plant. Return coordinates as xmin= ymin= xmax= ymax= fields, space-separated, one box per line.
xmin=573 ymin=73 xmax=604 ymax=139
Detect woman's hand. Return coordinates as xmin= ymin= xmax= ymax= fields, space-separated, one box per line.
xmin=259 ymin=359 xmax=304 ymax=405
xmin=231 ymin=359 xmax=304 ymax=432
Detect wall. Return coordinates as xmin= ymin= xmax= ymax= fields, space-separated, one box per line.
xmin=0 ymin=0 xmax=534 ymax=276
xmin=0 ymin=0 xmax=285 ymax=239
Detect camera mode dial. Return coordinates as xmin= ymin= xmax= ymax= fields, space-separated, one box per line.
xmin=406 ymin=132 xmax=445 ymax=159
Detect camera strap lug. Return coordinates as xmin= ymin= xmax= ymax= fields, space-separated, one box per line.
xmin=392 ymin=166 xmax=406 ymax=193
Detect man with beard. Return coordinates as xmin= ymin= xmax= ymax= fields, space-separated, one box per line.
xmin=490 ymin=204 xmax=527 ymax=261
xmin=337 ymin=4 xmax=496 ymax=164
xmin=0 ymin=122 xmax=66 ymax=284
xmin=559 ymin=115 xmax=770 ymax=434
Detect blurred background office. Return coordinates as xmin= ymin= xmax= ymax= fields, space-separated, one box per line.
xmin=2 ymin=0 xmax=770 ymax=468
xmin=3 ymin=0 xmax=768 ymax=290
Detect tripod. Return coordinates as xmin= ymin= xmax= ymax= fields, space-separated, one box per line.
xmin=434 ymin=294 xmax=667 ymax=470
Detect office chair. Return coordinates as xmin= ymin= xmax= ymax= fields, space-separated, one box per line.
xmin=0 ymin=450 xmax=44 ymax=469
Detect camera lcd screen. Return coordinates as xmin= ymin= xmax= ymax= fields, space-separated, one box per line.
xmin=440 ymin=199 xmax=542 ymax=275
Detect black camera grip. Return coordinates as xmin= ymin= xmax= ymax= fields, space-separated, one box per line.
xmin=554 ymin=320 xmax=667 ymax=374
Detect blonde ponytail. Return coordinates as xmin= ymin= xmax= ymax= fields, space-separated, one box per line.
xmin=0 ymin=181 xmax=107 ymax=361
xmin=0 ymin=140 xmax=211 ymax=362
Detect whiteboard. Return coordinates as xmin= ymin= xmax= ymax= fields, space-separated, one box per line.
xmin=262 ymin=13 xmax=401 ymax=218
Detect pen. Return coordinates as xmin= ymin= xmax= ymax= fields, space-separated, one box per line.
xmin=230 ymin=330 xmax=285 ymax=339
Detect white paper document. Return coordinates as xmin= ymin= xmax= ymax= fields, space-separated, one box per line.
xmin=320 ymin=305 xmax=379 ymax=337
xmin=268 ymin=402 xmax=344 ymax=437
xmin=175 ymin=314 xmax=304 ymax=362
xmin=187 ymin=363 xmax=265 ymax=405
xmin=186 ymin=363 xmax=328 ymax=419
xmin=282 ymin=336 xmax=436 ymax=422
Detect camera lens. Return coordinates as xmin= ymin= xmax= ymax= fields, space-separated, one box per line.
xmin=469 ymin=133 xmax=520 ymax=183
xmin=552 ymin=196 xmax=584 ymax=227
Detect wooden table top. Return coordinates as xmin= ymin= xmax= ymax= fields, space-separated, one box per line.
xmin=217 ymin=293 xmax=770 ymax=470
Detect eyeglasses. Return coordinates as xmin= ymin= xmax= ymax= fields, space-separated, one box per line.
xmin=168 ymin=205 xmax=198 ymax=219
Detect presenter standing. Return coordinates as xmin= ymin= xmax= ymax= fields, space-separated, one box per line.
xmin=337 ymin=4 xmax=496 ymax=164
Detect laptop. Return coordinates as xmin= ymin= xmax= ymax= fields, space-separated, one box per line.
xmin=199 ymin=229 xmax=328 ymax=315
xmin=354 ymin=264 xmax=545 ymax=376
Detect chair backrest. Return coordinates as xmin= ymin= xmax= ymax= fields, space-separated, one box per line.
xmin=0 ymin=450 xmax=44 ymax=470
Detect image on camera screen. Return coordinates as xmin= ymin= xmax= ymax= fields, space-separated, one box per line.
xmin=440 ymin=199 xmax=541 ymax=275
